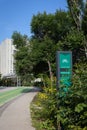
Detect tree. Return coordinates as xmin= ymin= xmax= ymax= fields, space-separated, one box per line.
xmin=30 ymin=10 xmax=74 ymax=84
xmin=12 ymin=31 xmax=29 ymax=49
xmin=82 ymin=2 xmax=87 ymax=35
xmin=82 ymin=1 xmax=87 ymax=58
xmin=12 ymin=32 xmax=33 ymax=85
xmin=57 ymin=0 xmax=87 ymax=61
xmin=57 ymin=28 xmax=85 ymax=63
xmin=67 ymin=0 xmax=84 ymax=31
xmin=31 ymin=12 xmax=55 ymax=40
xmin=15 ymin=46 xmax=33 ymax=84
xmin=31 ymin=11 xmax=73 ymax=43
xmin=30 ymin=36 xmax=56 ymax=87
xmin=54 ymin=10 xmax=74 ymax=42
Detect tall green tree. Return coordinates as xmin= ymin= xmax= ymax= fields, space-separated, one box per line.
xmin=30 ymin=10 xmax=74 ymax=82
xmin=29 ymin=10 xmax=74 ymax=87
xmin=82 ymin=1 xmax=87 ymax=58
xmin=31 ymin=12 xmax=55 ymax=40
xmin=12 ymin=32 xmax=32 ymax=85
xmin=30 ymin=36 xmax=56 ymax=86
xmin=12 ymin=31 xmax=29 ymax=49
xmin=67 ymin=0 xmax=84 ymax=31
xmin=66 ymin=0 xmax=87 ymax=59
xmin=31 ymin=11 xmax=73 ymax=43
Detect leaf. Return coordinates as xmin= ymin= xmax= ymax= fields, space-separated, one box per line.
xmin=75 ymin=103 xmax=87 ymax=113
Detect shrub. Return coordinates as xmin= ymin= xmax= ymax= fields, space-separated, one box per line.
xmin=30 ymin=77 xmax=57 ymax=130
xmin=31 ymin=63 xmax=87 ymax=130
xmin=57 ymin=63 xmax=87 ymax=130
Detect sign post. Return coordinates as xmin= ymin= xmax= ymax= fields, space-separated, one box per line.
xmin=56 ymin=51 xmax=72 ymax=90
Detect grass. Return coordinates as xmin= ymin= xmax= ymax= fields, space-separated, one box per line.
xmin=30 ymin=94 xmax=41 ymax=130
xmin=0 ymin=87 xmax=31 ymax=106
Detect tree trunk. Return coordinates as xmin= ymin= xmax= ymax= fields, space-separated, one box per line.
xmin=47 ymin=60 xmax=53 ymax=87
xmin=84 ymin=38 xmax=87 ymax=58
xmin=67 ymin=0 xmax=82 ymax=31
xmin=85 ymin=46 xmax=87 ymax=58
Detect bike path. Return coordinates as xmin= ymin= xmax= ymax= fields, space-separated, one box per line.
xmin=0 ymin=88 xmax=38 ymax=130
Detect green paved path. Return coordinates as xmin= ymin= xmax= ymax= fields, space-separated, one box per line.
xmin=0 ymin=87 xmax=32 ymax=106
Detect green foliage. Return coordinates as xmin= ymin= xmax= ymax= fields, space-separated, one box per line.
xmin=12 ymin=31 xmax=29 ymax=49
xmin=67 ymin=0 xmax=84 ymax=30
xmin=31 ymin=36 xmax=55 ymax=63
xmin=14 ymin=45 xmax=34 ymax=85
xmin=31 ymin=10 xmax=73 ymax=43
xmin=82 ymin=2 xmax=87 ymax=35
xmin=30 ymin=36 xmax=56 ymax=78
xmin=57 ymin=28 xmax=85 ymax=63
xmin=31 ymin=63 xmax=87 ymax=130
xmin=31 ymin=77 xmax=57 ymax=130
xmin=54 ymin=10 xmax=74 ymax=41
xmin=11 ymin=10 xmax=75 ymax=84
xmin=12 ymin=32 xmax=33 ymax=86
xmin=30 ymin=11 xmax=74 ymax=78
xmin=31 ymin=12 xmax=55 ymax=40
xmin=57 ymin=62 xmax=87 ymax=130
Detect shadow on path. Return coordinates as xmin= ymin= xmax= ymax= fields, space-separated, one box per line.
xmin=21 ymin=87 xmax=41 ymax=93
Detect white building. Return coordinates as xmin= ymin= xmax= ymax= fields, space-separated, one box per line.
xmin=0 ymin=39 xmax=16 ymax=77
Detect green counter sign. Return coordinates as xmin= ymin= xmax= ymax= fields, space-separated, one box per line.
xmin=56 ymin=51 xmax=72 ymax=89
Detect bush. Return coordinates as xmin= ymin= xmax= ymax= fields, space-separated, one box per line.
xmin=57 ymin=63 xmax=87 ymax=130
xmin=30 ymin=63 xmax=87 ymax=130
xmin=30 ymin=77 xmax=57 ymax=130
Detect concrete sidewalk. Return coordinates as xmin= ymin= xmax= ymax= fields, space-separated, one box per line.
xmin=0 ymin=90 xmax=37 ymax=130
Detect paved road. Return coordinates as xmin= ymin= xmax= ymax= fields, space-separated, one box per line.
xmin=0 ymin=88 xmax=38 ymax=130
xmin=0 ymin=87 xmax=17 ymax=93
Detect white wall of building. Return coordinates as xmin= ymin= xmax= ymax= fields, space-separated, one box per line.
xmin=0 ymin=39 xmax=16 ymax=77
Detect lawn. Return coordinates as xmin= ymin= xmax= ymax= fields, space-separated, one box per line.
xmin=0 ymin=87 xmax=31 ymax=106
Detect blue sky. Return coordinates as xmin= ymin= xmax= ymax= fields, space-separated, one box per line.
xmin=0 ymin=0 xmax=67 ymax=43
